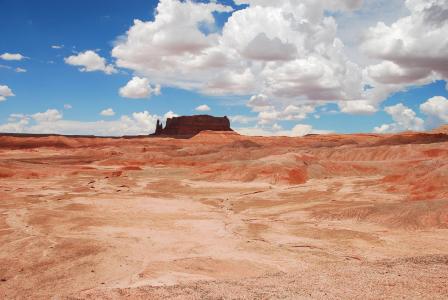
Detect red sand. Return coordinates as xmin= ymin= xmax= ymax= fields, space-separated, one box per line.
xmin=0 ymin=130 xmax=447 ymax=299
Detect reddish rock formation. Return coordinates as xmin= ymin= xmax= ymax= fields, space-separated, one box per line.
xmin=155 ymin=119 xmax=163 ymax=135
xmin=153 ymin=115 xmax=233 ymax=137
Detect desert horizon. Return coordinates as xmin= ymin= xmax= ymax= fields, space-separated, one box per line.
xmin=1 ymin=116 xmax=446 ymax=139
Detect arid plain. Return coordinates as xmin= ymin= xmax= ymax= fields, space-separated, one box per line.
xmin=1 ymin=128 xmax=448 ymax=299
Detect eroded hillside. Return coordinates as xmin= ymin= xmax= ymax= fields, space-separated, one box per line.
xmin=0 ymin=131 xmax=447 ymax=299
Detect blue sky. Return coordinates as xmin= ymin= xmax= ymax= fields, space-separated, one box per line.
xmin=0 ymin=0 xmax=447 ymax=136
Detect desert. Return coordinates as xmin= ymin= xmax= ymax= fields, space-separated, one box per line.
xmin=1 ymin=126 xmax=448 ymax=299
xmin=1 ymin=1 xmax=448 ymax=298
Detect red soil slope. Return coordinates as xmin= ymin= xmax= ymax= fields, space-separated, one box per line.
xmin=0 ymin=128 xmax=448 ymax=298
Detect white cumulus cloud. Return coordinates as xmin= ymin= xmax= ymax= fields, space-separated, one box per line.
xmin=100 ymin=108 xmax=115 ymax=116
xmin=0 ymin=53 xmax=26 ymax=61
xmin=195 ymin=104 xmax=211 ymax=112
xmin=114 ymin=0 xmax=448 ymax=126
xmin=65 ymin=50 xmax=117 ymax=74
xmin=420 ymin=96 xmax=448 ymax=127
xmin=119 ymin=76 xmax=161 ymax=99
xmin=338 ymin=100 xmax=377 ymax=114
xmin=374 ymin=103 xmax=425 ymax=133
xmin=247 ymin=93 xmax=317 ymax=125
xmin=111 ymin=0 xmax=365 ymax=116
xmin=361 ymin=0 xmax=448 ymax=110
xmin=32 ymin=109 xmax=63 ymax=123
xmin=229 ymin=115 xmax=257 ymax=125
xmin=0 ymin=85 xmax=15 ymax=101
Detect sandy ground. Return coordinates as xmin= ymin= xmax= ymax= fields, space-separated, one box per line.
xmin=0 ymin=131 xmax=447 ymax=299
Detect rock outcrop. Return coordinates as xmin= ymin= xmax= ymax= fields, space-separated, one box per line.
xmin=155 ymin=120 xmax=163 ymax=135
xmin=153 ymin=115 xmax=233 ymax=137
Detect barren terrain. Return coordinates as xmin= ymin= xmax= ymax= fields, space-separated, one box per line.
xmin=0 ymin=130 xmax=448 ymax=299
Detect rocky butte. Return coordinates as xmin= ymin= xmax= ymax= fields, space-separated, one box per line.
xmin=153 ymin=115 xmax=233 ymax=137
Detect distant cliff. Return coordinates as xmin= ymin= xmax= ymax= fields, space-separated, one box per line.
xmin=153 ymin=115 xmax=233 ymax=137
